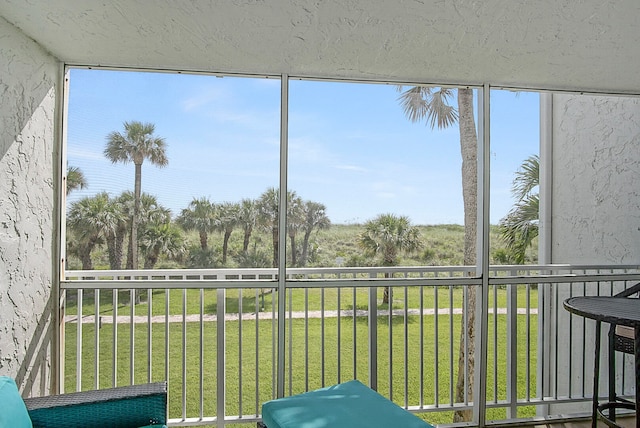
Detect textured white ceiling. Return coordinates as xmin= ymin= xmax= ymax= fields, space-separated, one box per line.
xmin=2 ymin=0 xmax=640 ymax=93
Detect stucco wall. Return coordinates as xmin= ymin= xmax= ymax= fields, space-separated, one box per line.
xmin=0 ymin=17 xmax=58 ymax=396
xmin=547 ymin=93 xmax=640 ymax=414
xmin=552 ymin=94 xmax=640 ymax=264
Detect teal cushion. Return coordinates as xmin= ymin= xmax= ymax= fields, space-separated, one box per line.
xmin=0 ymin=376 xmax=33 ymax=428
xmin=262 ymin=380 xmax=434 ymax=428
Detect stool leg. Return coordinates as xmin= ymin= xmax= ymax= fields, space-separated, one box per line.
xmin=593 ymin=321 xmax=602 ymax=428
xmin=634 ymin=327 xmax=639 ymax=428
xmin=609 ymin=326 xmax=617 ymax=423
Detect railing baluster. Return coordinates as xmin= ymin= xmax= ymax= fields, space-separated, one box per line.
xmin=449 ymin=284 xmax=454 ymax=405
xmin=304 ymin=288 xmax=309 ymax=391
xmin=182 ymin=288 xmax=187 ymax=421
xmin=321 ymin=288 xmax=326 ymax=388
xmin=337 ymin=287 xmax=341 ymax=384
xmin=388 ymin=285 xmax=393 ymax=401
xmin=353 ymin=286 xmax=357 ymax=380
xmin=216 ymin=287 xmax=226 ymax=428
xmin=76 ymin=289 xmax=82 ymax=391
xmin=507 ymin=274 xmax=518 ymax=418
xmin=238 ymin=288 xmax=243 ymax=417
xmin=129 ymin=288 xmax=134 ymax=386
xmin=404 ymin=285 xmax=408 ymax=408
xmin=287 ymin=288 xmax=292 ymax=395
xmin=434 ymin=284 xmax=439 ymax=407
xmin=526 ymin=283 xmax=531 ymax=401
xmin=200 ymin=288 xmax=205 ymax=419
xmin=368 ymin=273 xmax=378 ymax=391
xmin=148 ymin=287 xmax=152 ymax=383
xmin=112 ymin=288 xmax=118 ymax=388
xmin=493 ymin=282 xmax=498 ymax=404
xmin=164 ymin=289 xmax=169 ymax=393
xmin=254 ymin=288 xmax=260 ymax=417
xmin=94 ymin=289 xmax=100 ymax=390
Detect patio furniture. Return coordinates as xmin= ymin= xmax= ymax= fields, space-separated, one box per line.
xmin=259 ymin=379 xmax=434 ymax=428
xmin=563 ymin=295 xmax=640 ymax=428
xmin=0 ymin=376 xmax=167 ymax=428
xmin=606 ymin=283 xmax=640 ymax=425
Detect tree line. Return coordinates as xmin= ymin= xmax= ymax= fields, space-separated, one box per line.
xmin=67 ymin=184 xmax=333 ymax=270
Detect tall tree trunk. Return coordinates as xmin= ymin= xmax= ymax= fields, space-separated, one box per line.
xmin=199 ymin=230 xmax=208 ymax=250
xmin=222 ymin=230 xmax=232 ymax=264
xmin=131 ymin=162 xmax=142 ymax=270
xmin=80 ymin=244 xmax=94 ymax=270
xmin=289 ymin=233 xmax=297 ymax=266
xmin=144 ymin=252 xmax=157 ymax=269
xmin=126 ymin=232 xmax=133 ymax=269
xmin=453 ymin=87 xmax=478 ymax=423
xmin=271 ymin=227 xmax=278 ymax=268
xmin=301 ymin=230 xmax=312 ymax=267
xmin=243 ymin=226 xmax=252 ymax=253
xmin=106 ymin=232 xmax=118 ymax=270
xmin=114 ymin=223 xmax=126 ymax=269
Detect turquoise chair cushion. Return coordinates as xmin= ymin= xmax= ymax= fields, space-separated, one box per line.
xmin=0 ymin=376 xmax=33 ymax=428
xmin=262 ymin=380 xmax=434 ymax=428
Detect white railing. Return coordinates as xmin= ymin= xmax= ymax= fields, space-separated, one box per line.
xmin=61 ymin=264 xmax=640 ymax=427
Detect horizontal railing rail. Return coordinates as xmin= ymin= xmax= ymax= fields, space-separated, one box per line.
xmin=60 ymin=264 xmax=640 ymax=427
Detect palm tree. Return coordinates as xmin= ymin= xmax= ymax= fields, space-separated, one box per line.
xmin=257 ymin=187 xmax=279 ymax=267
xmin=216 ymin=202 xmax=239 ymax=265
xmin=300 ymin=201 xmax=331 ymax=266
xmin=257 ymin=188 xmax=302 ymax=268
xmin=140 ymin=223 xmax=186 ymax=269
xmin=66 ymin=166 xmax=87 ymax=195
xmin=120 ymin=192 xmax=171 ymax=269
xmin=358 ymin=213 xmax=422 ymax=304
xmin=286 ymin=193 xmax=304 ymax=266
xmin=499 ymin=155 xmax=539 ymax=263
xmin=397 ymin=85 xmax=477 ymax=421
xmin=67 ymin=192 xmax=117 ymax=270
xmin=100 ymin=193 xmax=127 ymax=270
xmin=104 ymin=121 xmax=168 ymax=270
xmin=177 ymin=197 xmax=217 ymax=251
xmin=237 ymin=198 xmax=259 ymax=253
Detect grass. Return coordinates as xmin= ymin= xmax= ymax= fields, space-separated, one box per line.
xmin=64 ymin=298 xmax=539 ymax=426
xmin=64 ymin=285 xmax=539 ymax=318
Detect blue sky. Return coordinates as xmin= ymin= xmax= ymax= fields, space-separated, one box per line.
xmin=66 ymin=69 xmax=539 ymax=225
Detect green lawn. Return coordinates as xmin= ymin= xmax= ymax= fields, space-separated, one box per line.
xmin=64 ymin=305 xmax=538 ymax=426
xmin=64 ymin=284 xmax=538 ymax=318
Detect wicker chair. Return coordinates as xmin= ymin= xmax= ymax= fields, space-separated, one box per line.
xmin=23 ymin=382 xmax=167 ymax=428
xmin=597 ymin=282 xmax=640 ymax=426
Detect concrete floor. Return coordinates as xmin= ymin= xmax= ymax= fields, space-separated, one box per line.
xmin=545 ymin=416 xmax=635 ymax=428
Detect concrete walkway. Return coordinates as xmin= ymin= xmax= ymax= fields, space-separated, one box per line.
xmin=65 ymin=307 xmax=538 ymax=324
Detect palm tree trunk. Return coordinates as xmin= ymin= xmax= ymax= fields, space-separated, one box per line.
xmin=301 ymin=231 xmax=312 ymax=267
xmin=271 ymin=227 xmax=278 ymax=268
xmin=243 ymin=227 xmax=252 ymax=252
xmin=106 ymin=233 xmax=118 ymax=270
xmin=131 ymin=162 xmax=142 ymax=270
xmin=222 ymin=231 xmax=232 ymax=264
xmin=289 ymin=234 xmax=297 ymax=266
xmin=114 ymin=224 xmax=126 ymax=269
xmin=199 ymin=230 xmax=208 ymax=250
xmin=453 ymin=87 xmax=478 ymax=423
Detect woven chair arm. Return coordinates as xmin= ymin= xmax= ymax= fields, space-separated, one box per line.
xmin=614 ymin=282 xmax=640 ymax=298
xmin=24 ymin=382 xmax=167 ymax=428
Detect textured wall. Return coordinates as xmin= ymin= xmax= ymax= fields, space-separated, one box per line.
xmin=0 ymin=17 xmax=58 ymax=396
xmin=548 ymin=93 xmax=640 ymax=413
xmin=552 ymin=94 xmax=640 ymax=264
